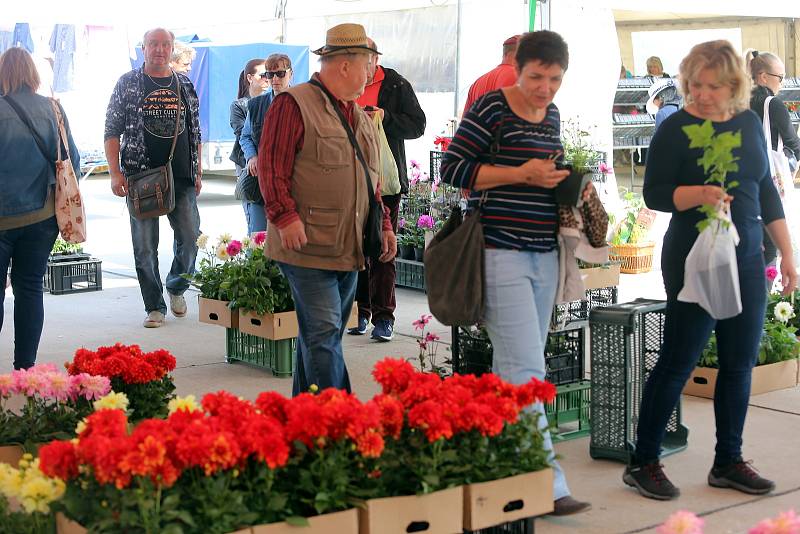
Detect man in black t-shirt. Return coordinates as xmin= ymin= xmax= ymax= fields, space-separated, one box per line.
xmin=104 ymin=27 xmax=202 ymax=328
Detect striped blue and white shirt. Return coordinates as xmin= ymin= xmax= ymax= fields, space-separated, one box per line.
xmin=441 ymin=90 xmax=562 ymax=251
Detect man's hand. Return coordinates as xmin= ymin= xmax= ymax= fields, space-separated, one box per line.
xmin=195 ymin=173 xmax=202 ymax=196
xmin=247 ymin=156 xmax=259 ymax=177
xmin=379 ymin=230 xmax=397 ymax=262
xmin=110 ymin=171 xmax=127 ymax=197
xmin=779 ymin=255 xmax=798 ymax=296
xmin=278 ymin=220 xmax=307 ymax=251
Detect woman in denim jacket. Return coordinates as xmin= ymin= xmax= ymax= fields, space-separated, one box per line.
xmin=0 ymin=48 xmax=80 ymax=369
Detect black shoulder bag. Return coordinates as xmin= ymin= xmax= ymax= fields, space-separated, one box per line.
xmin=309 ymin=79 xmax=383 ymax=258
xmin=126 ymin=72 xmax=180 ymax=220
xmin=424 ymin=117 xmax=503 ymax=326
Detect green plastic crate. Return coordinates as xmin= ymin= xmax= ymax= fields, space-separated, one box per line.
xmin=588 ymin=299 xmax=689 ymax=463
xmin=225 ymin=328 xmax=296 ymax=377
xmin=545 ymin=380 xmax=591 ymax=442
xmin=395 ymin=258 xmax=426 ymax=291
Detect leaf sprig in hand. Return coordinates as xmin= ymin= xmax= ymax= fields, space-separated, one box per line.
xmin=682 ymin=120 xmax=742 ymax=232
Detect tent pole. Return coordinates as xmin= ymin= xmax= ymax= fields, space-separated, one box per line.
xmin=529 ymin=0 xmax=537 ymax=31
xmin=454 ymin=0 xmax=462 ymax=117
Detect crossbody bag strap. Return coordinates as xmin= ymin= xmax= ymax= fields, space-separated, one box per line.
xmin=167 ymin=72 xmax=182 ymax=163
xmin=763 ymin=96 xmax=778 ymax=177
xmin=478 ymin=112 xmax=506 ymax=208
xmin=308 ymin=78 xmax=376 ymax=200
xmin=3 ymin=94 xmax=53 ymax=163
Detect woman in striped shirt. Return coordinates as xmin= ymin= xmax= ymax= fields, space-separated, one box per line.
xmin=441 ymin=30 xmax=590 ymax=517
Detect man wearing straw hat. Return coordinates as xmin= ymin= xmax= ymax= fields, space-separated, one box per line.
xmin=258 ymin=23 xmax=396 ymax=396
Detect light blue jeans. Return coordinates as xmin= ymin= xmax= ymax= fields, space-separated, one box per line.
xmin=242 ymin=201 xmax=267 ymax=235
xmin=483 ymin=248 xmax=571 ymax=500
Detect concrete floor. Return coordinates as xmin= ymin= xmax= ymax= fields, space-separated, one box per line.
xmin=2 ymin=175 xmax=798 ymax=533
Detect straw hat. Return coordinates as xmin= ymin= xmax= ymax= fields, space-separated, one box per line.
xmin=312 ymin=23 xmax=381 ymax=57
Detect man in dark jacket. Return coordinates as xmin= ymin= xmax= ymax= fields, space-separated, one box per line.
xmin=350 ymin=37 xmax=426 ymax=341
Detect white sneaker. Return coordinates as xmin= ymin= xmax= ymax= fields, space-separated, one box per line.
xmin=143 ymin=311 xmax=166 ymax=328
xmin=168 ymin=293 xmax=187 ymax=317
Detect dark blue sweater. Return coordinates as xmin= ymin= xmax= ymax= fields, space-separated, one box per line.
xmin=644 ymin=109 xmax=784 ymax=281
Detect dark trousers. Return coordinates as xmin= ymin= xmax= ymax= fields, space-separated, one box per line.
xmin=634 ymin=255 xmax=766 ymax=466
xmin=355 ymin=194 xmax=400 ymax=324
xmin=0 ymin=217 xmax=59 ymax=369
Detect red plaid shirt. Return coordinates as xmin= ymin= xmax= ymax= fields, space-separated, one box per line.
xmin=257 ymin=81 xmax=391 ymax=231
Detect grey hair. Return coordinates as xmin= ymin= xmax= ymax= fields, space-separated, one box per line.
xmin=171 ymin=41 xmax=196 ymax=63
xmin=142 ymin=28 xmax=175 ymax=46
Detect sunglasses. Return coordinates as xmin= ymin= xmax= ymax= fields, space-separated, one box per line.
xmin=766 ymin=72 xmax=785 ymax=83
xmin=260 ymin=70 xmax=289 ymax=79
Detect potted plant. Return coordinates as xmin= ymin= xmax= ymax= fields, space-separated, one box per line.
xmin=396 ymin=218 xmax=416 ymax=260
xmin=685 ymin=286 xmax=800 ymax=398
xmin=65 ymin=344 xmax=177 ymax=421
xmin=556 ymin=121 xmax=604 ymax=207
xmin=414 ymin=214 xmax=434 ymax=261
xmin=608 ymin=191 xmax=656 ymax=273
xmin=0 ymin=454 xmax=65 ymax=534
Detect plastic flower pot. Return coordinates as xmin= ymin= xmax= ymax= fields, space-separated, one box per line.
xmin=414 ymin=246 xmax=425 ymax=262
xmin=399 ymin=244 xmax=415 ymax=260
xmin=554 ymin=164 xmax=593 ymax=207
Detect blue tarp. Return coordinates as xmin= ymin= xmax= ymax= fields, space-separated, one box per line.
xmin=133 ymin=42 xmax=310 ymax=142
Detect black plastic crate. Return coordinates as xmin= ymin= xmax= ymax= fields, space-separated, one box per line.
xmin=395 ymin=258 xmax=426 ymax=291
xmin=465 ymin=517 xmax=535 ymax=534
xmin=551 ymin=286 xmax=618 ymax=331
xmin=452 ymin=325 xmax=493 ymax=376
xmin=588 ymin=299 xmax=689 ymax=463
xmin=43 ymin=257 xmax=102 ymax=295
xmin=544 ymin=326 xmax=585 ymax=385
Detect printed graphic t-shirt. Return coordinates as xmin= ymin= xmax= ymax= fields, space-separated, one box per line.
xmin=142 ymin=74 xmax=192 ymax=182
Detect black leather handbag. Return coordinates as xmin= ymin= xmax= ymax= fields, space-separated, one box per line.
xmin=309 ymin=79 xmax=383 ymax=258
xmin=126 ymin=72 xmax=180 ymax=220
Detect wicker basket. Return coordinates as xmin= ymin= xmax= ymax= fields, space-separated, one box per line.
xmin=609 ymin=242 xmax=655 ymax=274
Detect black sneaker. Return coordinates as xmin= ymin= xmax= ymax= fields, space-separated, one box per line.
xmin=623 ymin=462 xmax=680 ymax=500
xmin=708 ymin=460 xmax=775 ymax=495
xmin=347 ymin=316 xmax=369 ymax=336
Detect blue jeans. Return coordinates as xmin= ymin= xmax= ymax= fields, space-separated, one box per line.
xmin=277 ymin=262 xmax=357 ymax=396
xmin=483 ymin=248 xmax=571 ymax=500
xmin=129 ymin=182 xmax=200 ymax=314
xmin=0 ymin=217 xmax=59 ymax=369
xmin=242 ymin=201 xmax=267 ymax=235
xmin=635 ymin=255 xmax=766 ymax=466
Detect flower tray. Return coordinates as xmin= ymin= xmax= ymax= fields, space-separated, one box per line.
xmin=683 ymin=359 xmax=799 ymax=399
xmin=358 ymin=486 xmax=463 ymax=534
xmin=0 ymin=444 xmax=24 ymax=466
xmin=609 ymin=242 xmax=654 ymax=274
xmin=250 ymin=509 xmax=358 ymax=533
xmin=226 ymin=328 xmax=296 ymax=377
xmin=239 ymin=309 xmax=299 ymax=340
xmin=43 ymin=257 xmax=102 ymax=295
xmin=395 ymin=258 xmax=426 ymax=291
xmin=545 ymin=380 xmax=591 ymax=442
xmin=463 ymin=469 xmax=553 ymax=531
xmin=198 ymin=296 xmax=238 ymax=329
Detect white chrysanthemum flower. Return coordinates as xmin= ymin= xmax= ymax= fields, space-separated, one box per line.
xmin=196 ymin=234 xmax=209 ymax=249
xmin=218 ymin=233 xmax=232 ymax=245
xmin=216 ymin=244 xmax=229 ymax=260
xmin=774 ymin=301 xmax=795 ymax=324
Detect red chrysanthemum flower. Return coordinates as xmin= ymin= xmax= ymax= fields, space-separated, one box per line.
xmin=38 ymin=440 xmax=79 ymax=480
xmin=356 ymin=431 xmax=385 ymax=458
xmin=372 ymin=358 xmax=416 ymax=395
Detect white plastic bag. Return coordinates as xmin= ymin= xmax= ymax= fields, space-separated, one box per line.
xmin=678 ymin=210 xmax=742 ymax=320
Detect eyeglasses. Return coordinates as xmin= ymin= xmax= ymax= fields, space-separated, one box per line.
xmin=766 ymin=72 xmax=785 ymax=83
xmin=260 ymin=70 xmax=289 ymax=79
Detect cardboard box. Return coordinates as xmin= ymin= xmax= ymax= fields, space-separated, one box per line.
xmin=198 ymin=297 xmax=238 ymax=329
xmin=346 ymin=304 xmax=358 ymax=329
xmin=580 ymin=265 xmax=621 ymax=291
xmin=239 ymin=310 xmax=299 ymax=340
xmin=359 ymin=486 xmax=463 ymax=534
xmin=56 ymin=513 xmax=251 ymax=534
xmin=464 ymin=469 xmax=554 ymax=531
xmin=251 ymin=509 xmax=358 ymax=534
xmin=0 ymin=444 xmax=23 ymax=466
xmin=684 ymin=359 xmax=799 ymax=399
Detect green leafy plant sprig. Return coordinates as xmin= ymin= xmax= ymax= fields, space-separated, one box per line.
xmin=682 ymin=120 xmax=742 ymax=232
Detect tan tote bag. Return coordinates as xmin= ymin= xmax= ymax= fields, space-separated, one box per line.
xmin=51 ymin=100 xmax=87 ymax=243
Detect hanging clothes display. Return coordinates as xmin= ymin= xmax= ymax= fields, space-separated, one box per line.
xmin=49 ymin=24 xmax=77 ymax=93
xmin=12 ymin=23 xmax=34 ymax=52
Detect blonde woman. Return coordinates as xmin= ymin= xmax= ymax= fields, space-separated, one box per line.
xmin=625 ymin=40 xmax=796 ymax=500
xmin=646 ymin=55 xmax=669 ymax=78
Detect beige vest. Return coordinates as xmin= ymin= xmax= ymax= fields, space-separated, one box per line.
xmin=267 ymin=76 xmax=381 ymax=271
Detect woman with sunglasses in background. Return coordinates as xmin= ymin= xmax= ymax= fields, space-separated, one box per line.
xmin=230 ymin=58 xmax=268 ymax=234
xmin=746 ymin=49 xmax=800 ymax=266
xmin=238 ymin=54 xmax=293 ymax=234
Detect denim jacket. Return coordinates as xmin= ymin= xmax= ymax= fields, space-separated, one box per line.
xmin=104 ymin=67 xmax=201 ymax=181
xmin=0 ymin=90 xmax=80 ymax=217
xmin=240 ymin=91 xmax=275 ymax=162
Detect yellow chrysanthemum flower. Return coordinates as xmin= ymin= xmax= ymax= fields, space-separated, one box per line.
xmin=93 ymin=391 xmax=129 ymax=412
xmin=167 ymin=394 xmax=200 ymax=415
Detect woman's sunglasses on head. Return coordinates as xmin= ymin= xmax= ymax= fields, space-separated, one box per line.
xmin=261 ymin=70 xmax=289 ymax=79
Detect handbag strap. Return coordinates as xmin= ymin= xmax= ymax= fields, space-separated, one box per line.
xmin=3 ymin=94 xmax=53 ymax=163
xmin=49 ymin=99 xmax=70 ymax=163
xmin=476 ymin=113 xmax=506 ymax=208
xmin=166 ymin=71 xmax=182 ymax=162
xmin=308 ymin=78 xmax=376 ymax=202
